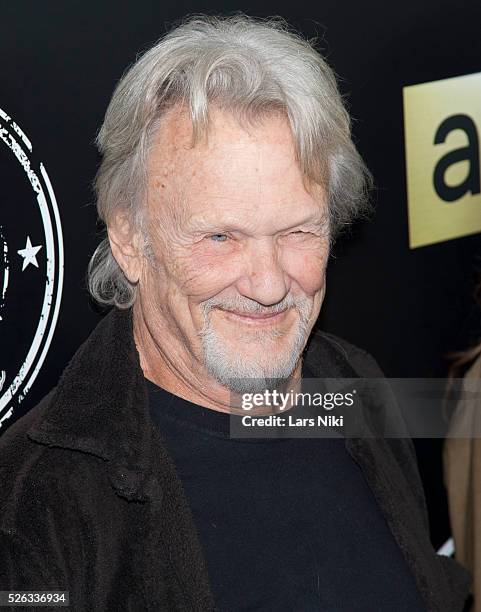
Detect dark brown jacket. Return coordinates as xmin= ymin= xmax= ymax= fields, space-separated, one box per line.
xmin=0 ymin=306 xmax=471 ymax=611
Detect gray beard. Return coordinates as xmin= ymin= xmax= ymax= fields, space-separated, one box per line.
xmin=198 ymin=295 xmax=313 ymax=395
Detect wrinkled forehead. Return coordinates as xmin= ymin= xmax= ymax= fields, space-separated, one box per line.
xmin=147 ymin=102 xmax=297 ymax=174
xmin=145 ymin=104 xmax=327 ymax=226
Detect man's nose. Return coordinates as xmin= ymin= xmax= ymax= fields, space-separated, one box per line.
xmin=235 ymin=237 xmax=289 ymax=306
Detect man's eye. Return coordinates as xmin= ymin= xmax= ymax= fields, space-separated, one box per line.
xmin=289 ymin=230 xmax=309 ymax=236
xmin=209 ymin=234 xmax=228 ymax=242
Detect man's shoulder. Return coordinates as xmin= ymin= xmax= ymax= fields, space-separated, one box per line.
xmin=0 ymin=388 xmax=55 ymax=474
xmin=307 ymin=327 xmax=384 ymax=378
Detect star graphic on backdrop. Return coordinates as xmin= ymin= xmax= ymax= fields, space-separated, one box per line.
xmin=17 ymin=236 xmax=42 ymax=271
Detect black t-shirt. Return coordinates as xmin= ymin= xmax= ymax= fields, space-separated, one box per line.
xmin=146 ymin=365 xmax=426 ymax=612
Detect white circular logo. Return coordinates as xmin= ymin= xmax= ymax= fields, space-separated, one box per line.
xmin=0 ymin=107 xmax=64 ymax=427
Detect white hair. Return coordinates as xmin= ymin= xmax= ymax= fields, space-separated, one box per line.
xmin=87 ymin=12 xmax=372 ymax=309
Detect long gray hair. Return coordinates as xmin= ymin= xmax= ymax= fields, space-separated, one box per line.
xmin=87 ymin=12 xmax=372 ymax=309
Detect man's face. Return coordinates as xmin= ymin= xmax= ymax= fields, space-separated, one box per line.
xmin=139 ymin=104 xmax=330 ymax=394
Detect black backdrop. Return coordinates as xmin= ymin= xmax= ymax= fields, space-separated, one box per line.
xmin=2 ymin=0 xmax=481 ymax=550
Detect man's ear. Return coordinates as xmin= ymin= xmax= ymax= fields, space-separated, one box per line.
xmin=107 ymin=213 xmax=143 ymax=284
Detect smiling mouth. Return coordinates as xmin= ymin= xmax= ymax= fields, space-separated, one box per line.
xmin=216 ymin=307 xmax=289 ymax=324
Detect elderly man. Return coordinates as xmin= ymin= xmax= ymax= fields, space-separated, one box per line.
xmin=0 ymin=13 xmax=470 ymax=612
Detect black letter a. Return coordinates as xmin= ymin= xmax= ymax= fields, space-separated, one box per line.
xmin=433 ymin=114 xmax=480 ymax=202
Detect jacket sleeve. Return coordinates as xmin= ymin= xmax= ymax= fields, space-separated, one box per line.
xmin=0 ymin=528 xmax=68 ymax=612
xmin=0 ymin=440 xmax=90 ymax=611
xmin=0 ymin=529 xmax=59 ymax=587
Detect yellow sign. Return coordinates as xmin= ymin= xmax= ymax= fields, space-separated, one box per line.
xmin=403 ymin=71 xmax=481 ymax=248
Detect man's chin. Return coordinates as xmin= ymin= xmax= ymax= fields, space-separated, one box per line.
xmin=203 ymin=346 xmax=302 ymax=395
xmin=199 ymin=314 xmax=310 ymax=395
